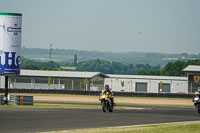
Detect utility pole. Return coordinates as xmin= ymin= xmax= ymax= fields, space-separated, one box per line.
xmin=74 ymin=54 xmax=77 ymax=66
xmin=49 ymin=44 xmax=52 ymax=60
xmin=4 ymin=76 xmax=8 ymax=105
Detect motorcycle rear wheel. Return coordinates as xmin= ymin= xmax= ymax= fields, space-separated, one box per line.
xmin=102 ymin=101 xmax=106 ymax=112
xmin=197 ymin=104 xmax=200 ymax=114
xmin=109 ymin=107 xmax=113 ymax=112
xmin=109 ymin=102 xmax=114 ymax=112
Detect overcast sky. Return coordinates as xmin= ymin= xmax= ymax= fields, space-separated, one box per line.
xmin=0 ymin=0 xmax=200 ymax=54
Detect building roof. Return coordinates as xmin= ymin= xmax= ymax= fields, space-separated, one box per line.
xmin=182 ymin=65 xmax=200 ymax=73
xmin=107 ymin=74 xmax=187 ymax=81
xmin=20 ymin=69 xmax=109 ymax=79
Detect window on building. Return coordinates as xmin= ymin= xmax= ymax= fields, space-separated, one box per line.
xmin=35 ymin=78 xmax=48 ymax=84
xmin=10 ymin=78 xmax=16 ymax=83
xmin=73 ymin=79 xmax=84 ymax=90
xmin=15 ymin=77 xmax=31 ymax=83
xmin=60 ymin=79 xmax=72 ymax=90
xmin=93 ymin=80 xmax=104 ymax=85
xmin=158 ymin=83 xmax=170 ymax=93
xmin=136 ymin=82 xmax=147 ymax=92
xmin=52 ymin=78 xmax=59 ymax=84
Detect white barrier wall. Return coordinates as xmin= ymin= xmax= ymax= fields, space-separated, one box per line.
xmin=105 ymin=75 xmax=188 ymax=93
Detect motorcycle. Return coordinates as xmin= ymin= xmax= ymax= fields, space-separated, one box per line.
xmin=193 ymin=95 xmax=200 ymax=113
xmin=99 ymin=91 xmax=115 ymax=112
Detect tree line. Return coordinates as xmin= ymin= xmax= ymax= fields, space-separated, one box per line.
xmin=21 ymin=58 xmax=200 ymax=76
xmin=21 ymin=47 xmax=200 ymax=67
xmin=137 ymin=60 xmax=200 ymax=76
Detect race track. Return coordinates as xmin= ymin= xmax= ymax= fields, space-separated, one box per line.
xmin=0 ymin=106 xmax=200 ymax=133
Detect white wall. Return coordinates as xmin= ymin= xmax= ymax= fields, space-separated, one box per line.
xmin=170 ymin=80 xmax=188 ymax=93
xmin=105 ymin=78 xmax=188 ymax=93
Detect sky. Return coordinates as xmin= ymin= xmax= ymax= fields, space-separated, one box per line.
xmin=0 ymin=0 xmax=200 ymax=54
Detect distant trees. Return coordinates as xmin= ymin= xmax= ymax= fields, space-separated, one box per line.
xmin=161 ymin=61 xmax=186 ymax=76
xmin=161 ymin=60 xmax=200 ymax=76
xmin=20 ymin=57 xmax=200 ymax=77
xmin=21 ymin=59 xmax=60 ymax=70
xmin=136 ymin=60 xmax=200 ymax=76
xmin=136 ymin=70 xmax=161 ymax=76
xmin=76 ymin=59 xmax=160 ymax=75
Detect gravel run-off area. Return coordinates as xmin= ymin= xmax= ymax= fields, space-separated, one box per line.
xmin=34 ymin=95 xmax=193 ymax=106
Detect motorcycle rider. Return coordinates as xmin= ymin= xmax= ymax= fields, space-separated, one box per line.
xmin=103 ymin=84 xmax=114 ymax=106
xmin=193 ymin=90 xmax=200 ymax=102
xmin=195 ymin=90 xmax=200 ymax=96
xmin=103 ymin=84 xmax=111 ymax=94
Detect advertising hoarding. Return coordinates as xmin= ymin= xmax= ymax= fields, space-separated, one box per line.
xmin=0 ymin=13 xmax=22 ymax=75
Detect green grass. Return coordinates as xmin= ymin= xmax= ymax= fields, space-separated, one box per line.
xmin=0 ymin=103 xmax=138 ymax=110
xmin=0 ymin=103 xmax=100 ymax=109
xmin=51 ymin=122 xmax=200 ymax=133
xmin=61 ymin=66 xmax=76 ymax=70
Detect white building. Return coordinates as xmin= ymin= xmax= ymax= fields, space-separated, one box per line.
xmin=183 ymin=65 xmax=200 ymax=93
xmin=0 ymin=69 xmax=108 ymax=91
xmin=0 ymin=69 xmax=193 ymax=93
xmin=105 ymin=74 xmax=188 ymax=93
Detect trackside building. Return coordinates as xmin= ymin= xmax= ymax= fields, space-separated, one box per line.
xmin=0 ymin=70 xmax=108 ymax=91
xmin=183 ymin=65 xmax=200 ymax=93
xmin=105 ymin=74 xmax=188 ymax=93
xmin=1 ymin=66 xmax=200 ymax=93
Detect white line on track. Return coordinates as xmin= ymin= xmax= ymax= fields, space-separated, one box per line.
xmin=106 ymin=120 xmax=200 ymax=129
xmin=43 ymin=120 xmax=200 ymax=133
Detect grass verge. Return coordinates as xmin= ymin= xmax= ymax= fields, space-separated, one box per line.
xmin=50 ymin=122 xmax=200 ymax=133
xmin=0 ymin=103 xmax=138 ymax=110
xmin=0 ymin=103 xmax=100 ymax=109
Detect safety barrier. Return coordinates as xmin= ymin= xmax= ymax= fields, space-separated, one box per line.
xmin=0 ymin=95 xmax=33 ymax=105
xmin=14 ymin=96 xmax=33 ymax=105
xmin=0 ymin=95 xmax=5 ymax=105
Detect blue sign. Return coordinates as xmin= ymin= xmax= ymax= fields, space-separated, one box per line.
xmin=7 ymin=27 xmax=21 ymax=35
xmin=0 ymin=51 xmax=21 ymax=75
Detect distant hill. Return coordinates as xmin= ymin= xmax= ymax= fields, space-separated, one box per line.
xmin=21 ymin=47 xmax=200 ymax=67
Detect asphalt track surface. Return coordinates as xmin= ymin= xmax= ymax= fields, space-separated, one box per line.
xmin=0 ymin=105 xmax=200 ymax=133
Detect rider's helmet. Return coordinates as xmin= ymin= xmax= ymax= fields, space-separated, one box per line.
xmin=105 ymin=84 xmax=109 ymax=91
xmin=195 ymin=90 xmax=199 ymax=95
